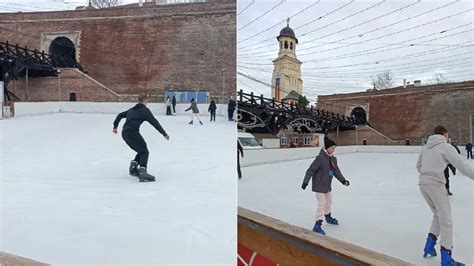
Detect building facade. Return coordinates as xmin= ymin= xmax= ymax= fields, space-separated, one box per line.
xmin=0 ymin=1 xmax=236 ymax=102
xmin=317 ymin=81 xmax=474 ymax=145
xmin=271 ymin=20 xmax=302 ymax=102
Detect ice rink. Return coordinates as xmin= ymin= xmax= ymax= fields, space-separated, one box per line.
xmin=238 ymin=151 xmax=474 ymax=265
xmin=1 ymin=112 xmax=236 ymax=265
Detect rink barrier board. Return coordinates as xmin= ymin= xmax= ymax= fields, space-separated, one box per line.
xmin=238 ymin=207 xmax=413 ymax=266
xmin=241 ymin=146 xmax=423 ymax=167
xmin=12 ymin=102 xmax=230 ymax=117
xmin=0 ymin=251 xmax=48 ymax=266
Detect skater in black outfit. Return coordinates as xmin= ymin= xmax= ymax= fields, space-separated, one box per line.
xmin=466 ymin=142 xmax=473 ymax=159
xmin=237 ymin=140 xmax=244 ymax=179
xmin=208 ymin=100 xmax=217 ymax=122
xmin=444 ymin=143 xmax=461 ymax=196
xmin=228 ymin=97 xmax=236 ymax=121
xmin=113 ymin=94 xmax=170 ymax=182
xmin=172 ymin=95 xmax=177 ymax=115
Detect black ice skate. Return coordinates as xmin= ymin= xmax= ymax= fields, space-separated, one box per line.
xmin=129 ymin=160 xmax=139 ymax=176
xmin=189 ymin=120 xmax=193 ymax=125
xmin=199 ymin=121 xmax=203 ymax=125
xmin=137 ymin=167 xmax=156 ymax=182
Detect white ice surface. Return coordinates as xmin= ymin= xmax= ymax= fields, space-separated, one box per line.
xmin=238 ymin=152 xmax=474 ymax=265
xmin=1 ymin=113 xmax=236 ymax=266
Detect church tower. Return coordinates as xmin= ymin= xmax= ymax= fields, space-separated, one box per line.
xmin=271 ymin=19 xmax=303 ymax=102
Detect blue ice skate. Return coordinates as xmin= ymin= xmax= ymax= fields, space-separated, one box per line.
xmin=423 ymin=233 xmax=437 ymax=258
xmin=325 ymin=213 xmax=339 ymax=225
xmin=441 ymin=247 xmax=465 ymax=266
xmin=312 ymin=220 xmax=326 ymax=236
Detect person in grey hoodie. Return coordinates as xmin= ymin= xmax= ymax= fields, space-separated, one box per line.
xmin=301 ymin=138 xmax=350 ymax=236
xmin=185 ymin=98 xmax=203 ymax=125
xmin=417 ymin=125 xmax=474 ymax=265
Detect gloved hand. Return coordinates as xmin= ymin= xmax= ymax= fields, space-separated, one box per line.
xmin=302 ymin=183 xmax=308 ymax=190
xmin=343 ymin=180 xmax=350 ymax=186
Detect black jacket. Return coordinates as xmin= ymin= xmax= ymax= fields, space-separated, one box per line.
xmin=208 ymin=101 xmax=217 ymax=112
xmin=467 ymin=143 xmax=473 ymax=151
xmin=113 ymin=103 xmax=167 ymax=136
xmin=228 ymin=100 xmax=236 ymax=111
xmin=172 ymin=97 xmax=176 ymax=105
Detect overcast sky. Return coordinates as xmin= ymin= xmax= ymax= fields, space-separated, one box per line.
xmin=0 ymin=0 xmax=137 ymax=13
xmin=237 ymin=0 xmax=474 ymax=100
xmin=1 ymin=0 xmax=473 ymax=100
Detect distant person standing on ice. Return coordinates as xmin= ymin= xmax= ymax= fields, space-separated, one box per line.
xmin=466 ymin=142 xmax=473 ymax=159
xmin=301 ymin=138 xmax=350 ymax=236
xmin=208 ymin=99 xmax=217 ymax=122
xmin=417 ymin=125 xmax=474 ymax=265
xmin=227 ymin=96 xmax=236 ymax=121
xmin=113 ymin=94 xmax=170 ymax=182
xmin=185 ymin=98 xmax=203 ymax=125
xmin=165 ymin=96 xmax=172 ymax=116
xmin=172 ymin=95 xmax=177 ymax=115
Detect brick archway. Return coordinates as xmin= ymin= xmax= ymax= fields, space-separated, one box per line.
xmin=40 ymin=31 xmax=81 ymax=63
xmin=351 ymin=106 xmax=367 ymax=124
xmin=49 ymin=36 xmax=78 ymax=68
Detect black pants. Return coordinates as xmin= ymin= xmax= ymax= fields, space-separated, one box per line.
xmin=444 ymin=167 xmax=450 ymax=190
xmin=237 ymin=154 xmax=242 ymax=179
xmin=122 ymin=128 xmax=149 ymax=168
xmin=228 ymin=109 xmax=234 ymax=121
xmin=468 ymin=150 xmax=473 ymax=159
xmin=172 ymin=104 xmax=176 ymax=113
xmin=210 ymin=111 xmax=216 ymax=121
xmin=166 ymin=106 xmax=172 ymax=115
xmin=444 ymin=164 xmax=456 ymax=190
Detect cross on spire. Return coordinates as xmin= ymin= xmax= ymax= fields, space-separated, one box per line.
xmin=286 ymin=17 xmax=290 ymax=27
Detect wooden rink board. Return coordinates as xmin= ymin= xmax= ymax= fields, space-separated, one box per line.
xmin=238 ymin=207 xmax=413 ymax=266
xmin=0 ymin=252 xmax=48 ymax=266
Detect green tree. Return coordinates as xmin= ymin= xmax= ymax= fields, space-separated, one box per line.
xmin=297 ymin=95 xmax=309 ymax=108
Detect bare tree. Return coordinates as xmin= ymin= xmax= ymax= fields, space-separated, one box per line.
xmin=371 ymin=71 xmax=393 ymax=90
xmin=91 ymin=0 xmax=121 ymax=9
xmin=433 ymin=73 xmax=447 ymax=84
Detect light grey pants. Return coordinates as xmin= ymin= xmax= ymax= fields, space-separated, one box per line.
xmin=419 ymin=184 xmax=453 ymax=249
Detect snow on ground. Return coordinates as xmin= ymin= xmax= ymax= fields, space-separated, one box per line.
xmin=238 ymin=151 xmax=474 ymax=265
xmin=1 ymin=113 xmax=236 ymax=265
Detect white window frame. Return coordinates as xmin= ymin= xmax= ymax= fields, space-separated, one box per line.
xmin=281 ymin=136 xmax=288 ymax=145
xmin=304 ymin=136 xmax=312 ymax=146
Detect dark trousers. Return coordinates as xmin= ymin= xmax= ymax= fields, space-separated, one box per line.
xmin=172 ymin=104 xmax=176 ymax=113
xmin=122 ymin=128 xmax=149 ymax=168
xmin=210 ymin=111 xmax=216 ymax=121
xmin=166 ymin=106 xmax=172 ymax=115
xmin=468 ymin=150 xmax=473 ymax=159
xmin=237 ymin=155 xmax=242 ymax=179
xmin=228 ymin=109 xmax=234 ymax=121
xmin=444 ymin=164 xmax=456 ymax=190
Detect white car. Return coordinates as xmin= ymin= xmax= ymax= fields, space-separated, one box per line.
xmin=238 ymin=132 xmax=263 ymax=149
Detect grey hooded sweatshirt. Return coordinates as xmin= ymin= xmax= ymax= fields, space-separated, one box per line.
xmin=417 ymin=134 xmax=474 ymax=185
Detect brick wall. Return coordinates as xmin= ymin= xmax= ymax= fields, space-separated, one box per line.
xmin=12 ymin=68 xmax=120 ymax=102
xmin=328 ymin=126 xmax=403 ymax=146
xmin=317 ymin=82 xmax=474 ymax=144
xmin=0 ymin=1 xmax=236 ymax=100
